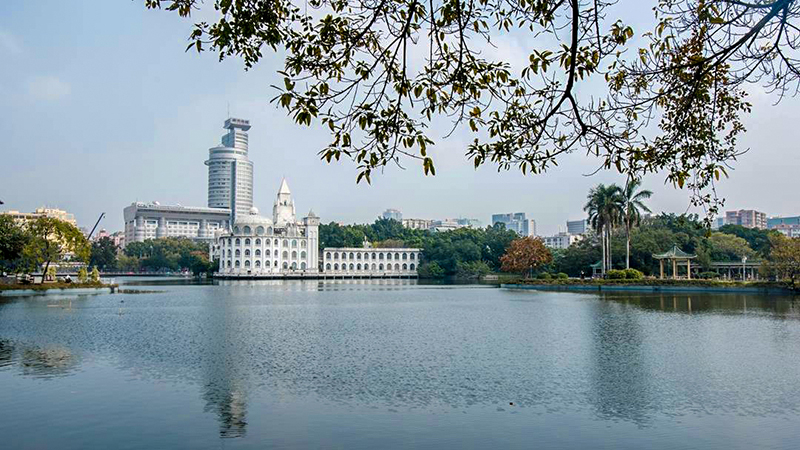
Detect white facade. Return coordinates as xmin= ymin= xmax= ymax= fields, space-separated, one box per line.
xmin=206 ymin=118 xmax=254 ymax=218
xmin=123 ymin=202 xmax=231 ymax=246
xmin=215 ymin=180 xmax=320 ymax=276
xmin=322 ymin=247 xmax=421 ymax=276
xmin=543 ymin=232 xmax=583 ymax=250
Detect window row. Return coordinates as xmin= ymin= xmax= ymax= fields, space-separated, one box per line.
xmin=224 ymin=238 xmax=307 ymax=247
xmin=325 ymin=263 xmax=416 ymax=272
xmin=325 ymin=252 xmax=416 ymax=261
xmin=226 ymin=249 xmax=308 ymax=259
xmin=223 ymin=260 xmax=308 ymax=270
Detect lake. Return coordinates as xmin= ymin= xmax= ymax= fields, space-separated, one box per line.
xmin=1 ymin=278 xmax=799 ymax=449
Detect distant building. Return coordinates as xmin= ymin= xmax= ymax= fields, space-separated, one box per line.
xmin=725 ymin=209 xmax=767 ymax=229
xmin=205 ymin=118 xmax=254 ymax=219
xmin=454 ymin=218 xmax=482 ymax=228
xmin=711 ymin=217 xmax=726 ymax=230
xmin=382 ymin=209 xmax=403 ymax=222
xmin=1 ymin=207 xmax=77 ymax=226
xmin=427 ymin=218 xmax=481 ymax=232
xmin=566 ymin=219 xmax=588 ymax=235
xmin=110 ymin=231 xmax=126 ymax=249
xmin=123 ymin=202 xmax=231 ymax=246
xmin=542 ymin=232 xmax=584 ymax=250
xmin=768 ymin=216 xmax=800 ymax=237
xmin=492 ymin=213 xmax=536 ymax=237
xmin=402 ymin=218 xmax=433 ymax=230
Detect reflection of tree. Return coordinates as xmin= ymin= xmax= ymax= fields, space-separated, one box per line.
xmin=20 ymin=345 xmax=79 ymax=378
xmin=587 ymin=301 xmax=652 ymax=424
xmin=0 ymin=339 xmax=14 ymax=368
xmin=202 ymin=377 xmax=247 ymax=438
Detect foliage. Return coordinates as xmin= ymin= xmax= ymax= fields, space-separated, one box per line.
xmin=704 ymin=232 xmax=755 ymax=262
xmin=142 ymin=0 xmax=795 ymax=214
xmin=718 ymin=224 xmax=777 ymax=256
xmin=22 ymin=217 xmax=90 ymax=278
xmin=455 ymin=260 xmax=492 ymax=279
xmin=500 ymin=237 xmax=553 ymax=278
xmin=621 ymin=179 xmax=652 ymax=269
xmin=606 ymin=269 xmax=627 ymax=280
xmin=417 ymin=261 xmax=445 ymax=279
xmin=90 ymin=237 xmax=119 ymax=272
xmin=556 ymin=272 xmax=569 ymax=279
xmin=90 ymin=267 xmax=100 ymax=283
xmin=537 ymin=273 xmax=552 ymax=280
xmin=698 ymin=271 xmax=720 ymax=279
xmin=623 ymin=268 xmax=644 ymax=280
xmin=0 ymin=215 xmax=30 ymax=274
xmin=123 ymin=237 xmax=210 ymax=272
xmin=762 ymin=234 xmax=800 ymax=286
xmin=77 ymin=267 xmax=89 ymax=283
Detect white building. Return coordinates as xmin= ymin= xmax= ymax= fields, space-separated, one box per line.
xmin=542 ymin=232 xmax=584 ymax=250
xmin=402 ymin=218 xmax=433 ymax=230
xmin=123 ymin=202 xmax=231 ymax=246
xmin=206 ymin=118 xmax=254 ymax=218
xmin=492 ymin=213 xmax=536 ymax=236
xmin=382 ymin=208 xmax=403 ymax=221
xmin=322 ymin=247 xmax=421 ymax=276
xmin=215 ymin=179 xmax=320 ymax=275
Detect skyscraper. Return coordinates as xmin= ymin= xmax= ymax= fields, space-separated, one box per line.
xmin=206 ymin=118 xmax=254 ymax=218
xmin=492 ymin=213 xmax=536 ymax=237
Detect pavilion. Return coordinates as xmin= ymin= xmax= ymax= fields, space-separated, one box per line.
xmin=653 ymin=245 xmax=696 ymax=279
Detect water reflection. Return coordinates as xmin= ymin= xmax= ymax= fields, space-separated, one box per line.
xmin=0 ymin=339 xmax=80 ymax=378
xmin=599 ymin=292 xmax=800 ymax=317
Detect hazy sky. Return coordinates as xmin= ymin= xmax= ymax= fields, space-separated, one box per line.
xmin=1 ymin=1 xmax=798 ymax=235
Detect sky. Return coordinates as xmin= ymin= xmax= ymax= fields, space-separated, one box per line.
xmin=1 ymin=0 xmax=798 ymax=235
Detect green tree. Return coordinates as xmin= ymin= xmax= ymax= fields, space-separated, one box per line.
xmin=705 ymin=232 xmax=755 ymax=262
xmin=89 ymin=237 xmax=119 ymax=272
xmin=143 ymin=0 xmax=794 ymax=215
xmin=762 ymin=234 xmax=800 ymax=286
xmin=620 ymin=179 xmax=652 ymax=269
xmin=0 ymin=215 xmax=30 ymax=274
xmin=22 ymin=217 xmax=89 ymax=280
xmin=585 ymin=184 xmax=623 ymax=274
xmin=718 ymin=224 xmax=777 ymax=257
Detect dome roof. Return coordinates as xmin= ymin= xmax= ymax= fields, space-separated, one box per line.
xmin=249 ymin=206 xmax=259 ymax=215
xmin=232 ymin=211 xmax=273 ymax=227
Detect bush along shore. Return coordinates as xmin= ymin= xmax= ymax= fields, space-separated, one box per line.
xmin=0 ymin=281 xmax=117 ymax=292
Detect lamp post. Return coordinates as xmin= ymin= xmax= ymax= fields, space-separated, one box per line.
xmin=742 ymin=255 xmax=748 ymax=281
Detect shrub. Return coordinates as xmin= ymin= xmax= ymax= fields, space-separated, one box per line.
xmin=556 ymin=272 xmax=569 ymax=279
xmin=537 ymin=272 xmax=552 ymax=280
xmin=698 ymin=271 xmax=719 ymax=279
xmin=455 ymin=261 xmax=492 ymax=279
xmin=417 ymin=262 xmax=445 ymax=279
xmin=606 ymin=269 xmax=626 ymax=279
xmin=623 ymin=268 xmax=644 ymax=280
xmin=77 ymin=267 xmax=88 ymax=283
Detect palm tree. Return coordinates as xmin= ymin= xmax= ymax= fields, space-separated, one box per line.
xmin=621 ymin=179 xmax=653 ymax=269
xmin=584 ymin=184 xmax=623 ymax=275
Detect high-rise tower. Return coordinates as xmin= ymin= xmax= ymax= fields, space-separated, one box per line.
xmin=205 ymin=118 xmax=254 ymax=219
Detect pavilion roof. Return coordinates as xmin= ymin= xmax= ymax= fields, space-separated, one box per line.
xmin=589 ymin=261 xmax=603 ymax=269
xmin=653 ymin=245 xmax=696 ymax=260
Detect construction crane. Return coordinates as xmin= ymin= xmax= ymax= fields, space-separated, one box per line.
xmin=87 ymin=212 xmax=106 ymax=240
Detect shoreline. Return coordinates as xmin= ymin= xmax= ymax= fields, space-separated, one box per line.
xmin=501 ymin=281 xmax=796 ymax=295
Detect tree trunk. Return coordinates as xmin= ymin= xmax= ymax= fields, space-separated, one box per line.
xmin=601 ymin=225 xmax=606 ymax=275
xmin=606 ymin=226 xmax=612 ymax=272
xmin=626 ymin=219 xmax=631 ymax=270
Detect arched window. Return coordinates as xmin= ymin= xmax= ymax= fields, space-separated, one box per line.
xmin=334 ymin=252 xmax=339 ymax=260
xmin=300 ymin=251 xmax=306 ymax=259
xmin=357 ymin=253 xmax=362 ymax=260
xmin=255 ymin=238 xmax=261 ymax=246
xmin=274 ymin=239 xmax=279 ymax=245
xmin=410 ymin=263 xmax=415 ymax=271
xmin=371 ymin=253 xmax=376 ymax=260
xmin=292 ymin=240 xmax=297 ymax=247
xmin=301 ymin=262 xmax=306 ymax=270
xmin=410 ymin=253 xmax=416 ymax=260
xmin=244 ymin=249 xmax=250 ymax=257
xmin=402 ymin=264 xmax=407 ymax=270
xmin=268 ymin=227 xmax=273 ymax=234
xmin=357 ymin=263 xmax=362 ymax=270
xmin=349 ymin=252 xmax=354 ymax=260
xmin=283 ymin=262 xmax=288 ymax=269
xmin=371 ymin=263 xmax=376 ymax=270
xmin=235 ymin=249 xmax=241 ymax=257
xmin=245 ymin=238 xmax=251 ymax=245
xmin=395 ymin=263 xmax=400 ymax=270
xmin=265 ymin=260 xmax=271 ymax=267
xmin=234 ymin=226 xmax=240 ymax=234
xmin=227 ymin=250 xmax=231 ymax=258
xmin=402 ymin=253 xmax=407 ymax=260
xmin=255 ymin=249 xmax=261 ymax=257
xmin=235 ymin=238 xmax=241 ymax=245
xmin=283 ymin=239 xmax=289 ymax=247
xmin=256 ymin=226 xmax=264 ymax=235
xmin=255 ymin=260 xmax=261 ymax=268
xmin=379 ymin=253 xmax=384 ymax=260
xmin=326 ymin=263 xmax=331 ymax=270
xmin=349 ymin=263 xmax=354 ymax=270
xmin=291 ymin=262 xmax=297 ymax=269
xmin=394 ymin=253 xmax=400 ymax=260
xmin=243 ymin=226 xmax=252 ymax=235
xmin=274 ymin=249 xmax=279 ymax=257
xmin=245 ymin=260 xmax=251 ymax=267
xmin=282 ymin=251 xmax=288 ymax=259
xmin=379 ymin=263 xmax=384 ymax=270
xmin=235 ymin=260 xmax=240 ymax=268
xmin=326 ymin=252 xmax=332 ymax=260
xmin=291 ymin=251 xmax=297 ymax=259
xmin=301 ymin=240 xmax=306 ymax=247
xmin=334 ymin=263 xmax=339 ymax=270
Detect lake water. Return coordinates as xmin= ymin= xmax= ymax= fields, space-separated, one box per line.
xmin=1 ymin=278 xmax=799 ymax=449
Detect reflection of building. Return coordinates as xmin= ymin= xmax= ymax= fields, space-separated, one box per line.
xmin=1 ymin=207 xmax=77 ymax=226
xmin=725 ymin=209 xmax=766 ymax=229
xmin=214 ymin=179 xmax=320 ymax=276
xmin=543 ymin=232 xmax=583 ymax=249
xmin=382 ymin=208 xmax=403 ymax=221
xmin=566 ymin=219 xmax=587 ymax=235
xmin=492 ymin=213 xmax=536 ymax=237
xmin=768 ymin=216 xmax=800 ymax=237
xmin=124 ymin=202 xmax=231 ymax=246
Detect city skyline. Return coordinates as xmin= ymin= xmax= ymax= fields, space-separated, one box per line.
xmin=2 ymin=1 xmax=800 ymax=236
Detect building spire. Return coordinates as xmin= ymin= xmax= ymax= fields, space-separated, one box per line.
xmin=278 ymin=178 xmax=291 ymax=195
